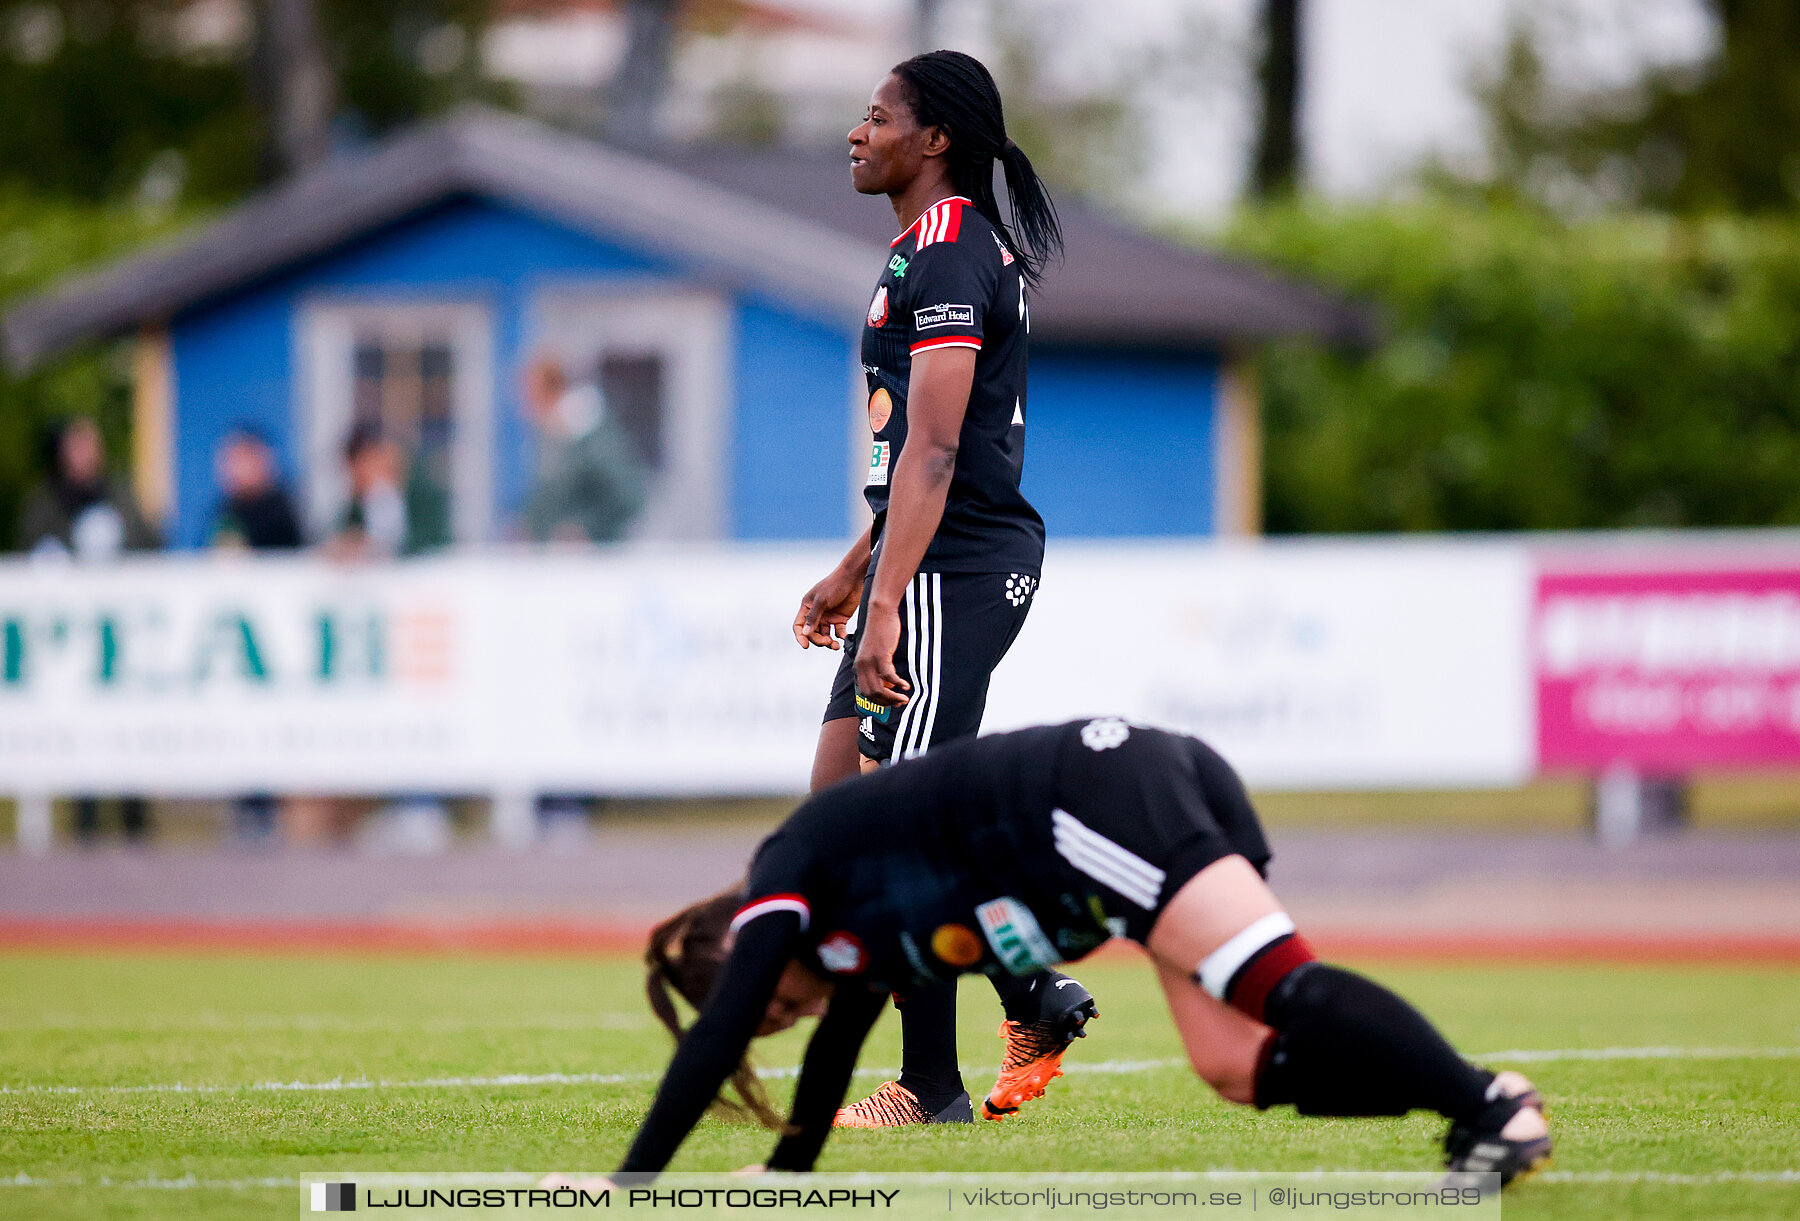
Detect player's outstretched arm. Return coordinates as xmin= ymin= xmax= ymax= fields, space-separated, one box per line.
xmin=855 ymin=346 xmax=976 ymax=704
xmin=616 ymin=915 xmax=801 ymax=1175
xmin=765 ymin=984 xmax=889 ymax=1171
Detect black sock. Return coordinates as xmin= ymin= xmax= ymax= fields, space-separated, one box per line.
xmin=893 ymin=984 xmax=965 ymax=1110
xmin=1253 ymin=963 xmax=1492 ymax=1123
xmin=989 ymin=970 xmax=1062 ymax=1023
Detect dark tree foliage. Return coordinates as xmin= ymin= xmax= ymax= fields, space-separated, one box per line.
xmin=0 ymin=0 xmax=491 ymax=203
xmin=0 ymin=195 xmax=185 ymax=544
xmin=1249 ymin=0 xmax=1302 ymax=199
xmin=318 ymin=0 xmax=490 ymax=143
xmin=1224 ymin=204 xmax=1800 ymax=534
xmin=0 ymin=1 xmax=259 ymax=201
xmin=1477 ymin=0 xmax=1800 ymax=215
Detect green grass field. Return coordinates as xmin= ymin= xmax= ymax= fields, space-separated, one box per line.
xmin=1 ymin=952 xmax=1796 ymax=1221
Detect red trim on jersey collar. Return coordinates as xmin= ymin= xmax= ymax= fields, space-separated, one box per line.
xmin=892 ymin=196 xmax=972 ymax=248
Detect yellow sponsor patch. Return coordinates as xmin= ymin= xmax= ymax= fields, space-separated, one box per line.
xmin=931 ymin=923 xmax=982 ymax=968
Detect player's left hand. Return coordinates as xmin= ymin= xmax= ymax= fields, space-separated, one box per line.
xmin=854 ymin=603 xmax=910 ymax=707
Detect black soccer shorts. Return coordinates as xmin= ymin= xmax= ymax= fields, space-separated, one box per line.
xmin=823 ymin=568 xmax=1038 ymax=763
xmin=1048 ymin=720 xmax=1275 ymax=942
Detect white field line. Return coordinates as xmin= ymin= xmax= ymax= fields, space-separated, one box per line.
xmin=4 ymin=1171 xmax=1798 ymax=1190
xmin=4 ymin=1047 xmax=1796 ymax=1098
xmin=0 ymin=1012 xmax=649 ymax=1032
xmin=1475 ymin=1045 xmax=1800 ymax=1062
xmin=1540 ymin=1171 xmax=1800 ymax=1185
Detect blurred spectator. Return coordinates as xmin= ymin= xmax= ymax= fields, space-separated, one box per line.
xmin=17 ymin=417 xmax=158 ymax=844
xmin=211 ymin=426 xmax=303 ymax=551
xmin=17 ymin=417 xmax=160 ymax=560
xmin=208 ymin=426 xmax=303 ymax=844
xmin=331 ymin=419 xmax=451 ymax=558
xmin=522 ymin=356 xmax=647 ymax=544
xmin=326 ymin=422 xmax=453 ymax=847
xmin=331 ymin=420 xmax=410 ymax=558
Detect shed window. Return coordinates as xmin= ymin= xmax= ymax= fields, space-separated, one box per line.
xmin=299 ymin=302 xmax=493 ymax=547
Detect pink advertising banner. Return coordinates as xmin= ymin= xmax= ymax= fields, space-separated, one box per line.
xmin=1535 ymin=566 xmax=1800 ymax=769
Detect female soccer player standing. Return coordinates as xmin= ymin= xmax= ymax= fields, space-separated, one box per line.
xmin=791 ymin=51 xmax=1092 ymax=1129
xmin=618 ymin=719 xmax=1553 ymax=1186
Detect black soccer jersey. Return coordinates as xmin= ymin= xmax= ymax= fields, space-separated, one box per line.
xmin=735 ymin=719 xmax=1273 ymax=994
xmin=861 ymin=196 xmax=1045 ymax=576
xmin=618 ymin=719 xmax=1274 ymax=1175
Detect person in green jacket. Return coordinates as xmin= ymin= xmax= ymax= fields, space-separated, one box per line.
xmin=521 ymin=356 xmax=647 ymax=544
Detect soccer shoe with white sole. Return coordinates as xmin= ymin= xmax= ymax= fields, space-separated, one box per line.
xmin=982 ymin=974 xmax=1099 ymax=1121
xmin=834 ymin=1080 xmax=973 ymax=1127
xmin=1443 ymin=1070 xmax=1553 ymax=1190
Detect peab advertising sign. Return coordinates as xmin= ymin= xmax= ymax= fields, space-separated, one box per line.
xmin=0 ymin=544 xmax=1537 ymax=795
xmin=0 ymin=556 xmax=475 ymax=792
xmin=1535 ymin=566 xmax=1800 ymax=769
xmin=7 ymin=538 xmax=1799 ymax=797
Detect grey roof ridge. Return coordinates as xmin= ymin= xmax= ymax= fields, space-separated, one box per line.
xmin=445 ymin=106 xmax=879 ymax=312
xmin=2 ymin=105 xmax=882 ymax=371
xmin=3 ymin=125 xmax=463 ymax=371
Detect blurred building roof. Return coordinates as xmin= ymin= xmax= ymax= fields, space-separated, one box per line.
xmin=2 ymin=106 xmax=1372 ymax=372
xmin=658 ymin=145 xmax=1376 ymax=350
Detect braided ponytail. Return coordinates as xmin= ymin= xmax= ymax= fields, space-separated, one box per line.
xmin=892 ymin=50 xmax=1064 ymax=287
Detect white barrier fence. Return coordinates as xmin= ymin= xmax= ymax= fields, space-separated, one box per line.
xmin=10 ymin=534 xmax=1800 ymax=851
xmin=0 ymin=539 xmax=1537 ymax=813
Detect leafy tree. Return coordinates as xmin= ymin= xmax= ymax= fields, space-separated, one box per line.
xmin=0 ymin=0 xmax=492 ymax=203
xmin=0 ymin=1 xmax=259 ymax=201
xmin=0 ymin=193 xmax=191 ymax=542
xmin=1471 ymin=0 xmax=1800 ymax=215
xmin=1249 ymin=0 xmax=1302 ymax=199
xmin=1223 ymin=203 xmax=1800 ymax=532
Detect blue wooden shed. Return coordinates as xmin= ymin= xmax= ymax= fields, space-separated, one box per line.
xmin=2 ymin=108 xmax=1368 ymax=549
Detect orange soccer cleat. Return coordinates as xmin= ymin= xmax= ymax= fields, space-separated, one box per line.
xmin=982 ymin=975 xmax=1098 ymax=1121
xmin=834 ymin=1080 xmax=973 ymax=1127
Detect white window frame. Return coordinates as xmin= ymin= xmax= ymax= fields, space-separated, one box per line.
xmin=530 ymin=287 xmax=729 ymax=541
xmin=296 ymin=299 xmax=495 ymax=545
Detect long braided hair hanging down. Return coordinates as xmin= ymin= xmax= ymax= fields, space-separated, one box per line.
xmin=643 ymin=888 xmax=789 ymax=1131
xmin=891 ymin=49 xmax=1065 ymax=289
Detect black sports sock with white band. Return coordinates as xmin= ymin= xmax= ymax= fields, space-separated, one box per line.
xmin=1196 ymin=911 xmax=1492 ymax=1123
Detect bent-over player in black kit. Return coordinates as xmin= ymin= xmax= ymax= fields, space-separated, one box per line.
xmin=596 ymin=720 xmax=1552 ymax=1187
xmin=790 ymin=50 xmax=1094 ymax=1128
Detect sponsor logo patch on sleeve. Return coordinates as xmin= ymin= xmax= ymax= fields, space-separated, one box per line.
xmin=975 ymin=897 xmax=1061 ymax=976
xmin=913 ymin=303 xmax=976 ymax=330
xmin=816 ymin=930 xmax=870 ymax=975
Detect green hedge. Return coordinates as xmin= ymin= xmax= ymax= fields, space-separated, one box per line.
xmin=1218 ymin=204 xmax=1800 ymax=533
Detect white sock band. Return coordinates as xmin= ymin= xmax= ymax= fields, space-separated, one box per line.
xmin=1197 ymin=912 xmax=1297 ymax=1000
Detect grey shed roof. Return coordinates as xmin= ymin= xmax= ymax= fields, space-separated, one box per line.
xmin=658 ymin=145 xmax=1375 ymax=351
xmin=3 ymin=106 xmax=1373 ymax=372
